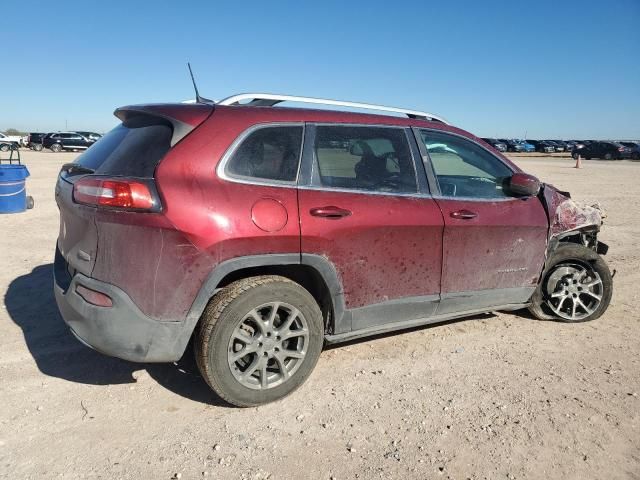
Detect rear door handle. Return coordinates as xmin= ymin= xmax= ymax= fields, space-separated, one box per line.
xmin=450 ymin=209 xmax=477 ymax=220
xmin=309 ymin=206 xmax=352 ymax=219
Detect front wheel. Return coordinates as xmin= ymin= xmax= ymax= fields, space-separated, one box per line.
xmin=33 ymin=143 xmax=43 ymax=152
xmin=0 ymin=144 xmax=8 ymax=152
xmin=195 ymin=275 xmax=324 ymax=407
xmin=529 ymin=244 xmax=612 ymax=322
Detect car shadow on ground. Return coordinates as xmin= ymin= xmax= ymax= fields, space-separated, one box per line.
xmin=4 ymin=263 xmax=230 ymax=407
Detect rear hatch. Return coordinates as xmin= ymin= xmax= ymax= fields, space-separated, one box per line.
xmin=55 ymin=103 xmax=213 ymax=283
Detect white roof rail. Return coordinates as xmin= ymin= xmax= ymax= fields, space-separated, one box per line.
xmin=216 ymin=93 xmax=449 ymax=124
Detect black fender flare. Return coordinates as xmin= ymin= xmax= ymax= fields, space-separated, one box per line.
xmin=172 ymin=253 xmax=349 ymax=358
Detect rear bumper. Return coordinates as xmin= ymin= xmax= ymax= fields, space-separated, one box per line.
xmin=54 ymin=270 xmax=189 ymax=363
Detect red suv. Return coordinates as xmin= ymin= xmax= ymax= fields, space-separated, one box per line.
xmin=54 ymin=94 xmax=613 ymax=406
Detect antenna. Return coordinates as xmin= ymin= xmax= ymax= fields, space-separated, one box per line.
xmin=187 ymin=63 xmax=213 ymax=104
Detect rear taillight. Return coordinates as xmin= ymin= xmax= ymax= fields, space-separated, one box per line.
xmin=73 ymin=177 xmax=160 ymax=211
xmin=618 ymin=147 xmax=624 ymax=152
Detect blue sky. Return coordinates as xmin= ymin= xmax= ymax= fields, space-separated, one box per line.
xmin=2 ymin=0 xmax=639 ymax=139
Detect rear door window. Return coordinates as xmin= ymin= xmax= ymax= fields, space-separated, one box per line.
xmin=73 ymin=116 xmax=173 ymax=177
xmin=313 ymin=125 xmax=417 ymax=194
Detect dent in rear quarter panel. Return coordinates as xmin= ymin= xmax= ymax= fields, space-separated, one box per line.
xmin=152 ymin=108 xmax=302 ymax=303
xmin=91 ymin=210 xmax=208 ymax=321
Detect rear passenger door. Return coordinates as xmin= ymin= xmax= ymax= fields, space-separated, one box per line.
xmin=298 ymin=124 xmax=444 ymax=334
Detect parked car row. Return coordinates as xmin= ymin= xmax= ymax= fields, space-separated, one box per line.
xmin=480 ymin=137 xmax=640 ymax=159
xmin=25 ymin=131 xmax=102 ymax=152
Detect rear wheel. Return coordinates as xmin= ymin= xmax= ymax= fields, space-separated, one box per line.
xmin=0 ymin=144 xmax=9 ymax=152
xmin=33 ymin=143 xmax=43 ymax=151
xmin=195 ymin=275 xmax=324 ymax=407
xmin=604 ymin=152 xmax=613 ymax=160
xmin=529 ymin=244 xmax=612 ymax=322
xmin=50 ymin=143 xmax=62 ymax=153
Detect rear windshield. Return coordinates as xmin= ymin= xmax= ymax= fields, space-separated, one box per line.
xmin=74 ymin=116 xmax=172 ymax=177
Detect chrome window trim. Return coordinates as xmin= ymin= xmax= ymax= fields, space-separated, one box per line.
xmin=216 ymin=122 xmax=305 ymax=188
xmin=417 ymin=127 xmax=518 ymax=202
xmin=297 ymin=184 xmax=433 ymax=199
xmin=310 ymin=123 xmax=421 ymax=196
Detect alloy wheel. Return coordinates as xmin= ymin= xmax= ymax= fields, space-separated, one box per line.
xmin=227 ymin=302 xmax=309 ymax=390
xmin=544 ymin=262 xmax=603 ymax=321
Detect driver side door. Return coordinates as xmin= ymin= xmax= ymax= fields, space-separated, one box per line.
xmin=416 ymin=129 xmax=549 ymax=315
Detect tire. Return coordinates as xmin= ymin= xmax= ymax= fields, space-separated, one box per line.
xmin=195 ymin=275 xmax=324 ymax=407
xmin=529 ymin=243 xmax=612 ymax=322
xmin=26 ymin=196 xmax=34 ymax=209
xmin=604 ymin=153 xmax=613 ymax=160
xmin=33 ymin=143 xmax=43 ymax=152
xmin=572 ymin=152 xmax=578 ymax=159
xmin=0 ymin=144 xmax=9 ymax=152
xmin=632 ymin=152 xmax=639 ymax=160
xmin=50 ymin=143 xmax=62 ymax=153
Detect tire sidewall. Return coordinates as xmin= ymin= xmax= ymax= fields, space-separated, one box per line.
xmin=204 ymin=280 xmax=324 ymax=406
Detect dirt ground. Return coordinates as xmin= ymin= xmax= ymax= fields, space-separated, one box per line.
xmin=1 ymin=150 xmax=638 ymax=480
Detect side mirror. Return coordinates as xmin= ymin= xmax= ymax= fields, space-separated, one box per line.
xmin=508 ymin=173 xmax=540 ymax=197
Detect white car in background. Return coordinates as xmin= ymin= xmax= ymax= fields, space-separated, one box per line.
xmin=0 ymin=132 xmax=24 ymax=148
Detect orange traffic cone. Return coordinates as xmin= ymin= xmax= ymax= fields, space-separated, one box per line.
xmin=575 ymin=154 xmax=582 ymax=169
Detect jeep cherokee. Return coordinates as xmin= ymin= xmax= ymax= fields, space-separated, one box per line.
xmin=54 ymin=93 xmax=613 ymax=406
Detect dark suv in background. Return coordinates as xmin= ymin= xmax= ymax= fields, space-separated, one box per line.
xmin=43 ymin=132 xmax=96 ymax=152
xmin=572 ymin=141 xmax=632 ymax=160
xmin=54 ymin=93 xmax=613 ymax=407
xmin=26 ymin=133 xmax=46 ymax=151
xmin=618 ymin=141 xmax=640 ymax=160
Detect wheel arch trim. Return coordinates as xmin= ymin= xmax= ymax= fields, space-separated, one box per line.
xmin=174 ymin=253 xmax=349 ymax=357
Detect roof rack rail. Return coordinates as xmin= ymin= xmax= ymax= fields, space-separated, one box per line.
xmin=216 ymin=93 xmax=449 ymax=124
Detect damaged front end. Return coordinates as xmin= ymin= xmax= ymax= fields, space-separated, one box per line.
xmin=540 ymin=184 xmax=609 ymax=255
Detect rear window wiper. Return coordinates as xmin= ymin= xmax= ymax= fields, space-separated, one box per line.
xmin=61 ymin=163 xmax=95 ymax=175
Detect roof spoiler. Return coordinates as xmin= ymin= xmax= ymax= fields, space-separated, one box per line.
xmin=114 ymin=103 xmax=213 ymax=146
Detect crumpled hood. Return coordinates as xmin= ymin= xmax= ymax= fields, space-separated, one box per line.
xmin=541 ymin=184 xmax=604 ymax=238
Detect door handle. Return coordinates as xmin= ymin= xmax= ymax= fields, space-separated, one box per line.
xmin=309 ymin=206 xmax=352 ymax=219
xmin=450 ymin=209 xmax=477 ymax=220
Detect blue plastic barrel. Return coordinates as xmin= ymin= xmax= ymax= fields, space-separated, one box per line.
xmin=0 ymin=165 xmax=31 ymax=213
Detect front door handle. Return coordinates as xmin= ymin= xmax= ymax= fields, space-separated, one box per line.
xmin=450 ymin=209 xmax=477 ymax=220
xmin=309 ymin=206 xmax=352 ymax=219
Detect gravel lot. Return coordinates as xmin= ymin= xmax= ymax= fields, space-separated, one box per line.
xmin=1 ymin=151 xmax=638 ymax=480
